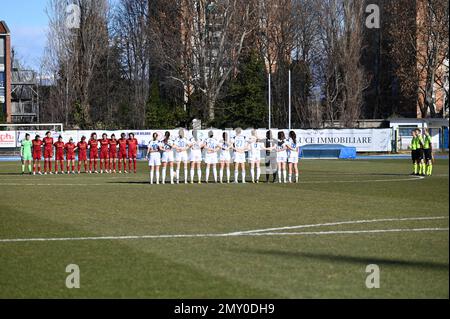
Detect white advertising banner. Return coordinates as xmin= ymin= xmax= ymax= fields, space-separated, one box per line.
xmin=14 ymin=128 xmax=393 ymax=152
xmin=0 ymin=131 xmax=16 ymax=147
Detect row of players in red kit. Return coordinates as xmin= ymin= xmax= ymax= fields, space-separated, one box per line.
xmin=30 ymin=131 xmax=139 ymax=175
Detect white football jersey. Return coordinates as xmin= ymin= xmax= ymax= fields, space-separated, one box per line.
xmin=161 ymin=139 xmax=174 ymax=150
xmin=148 ymin=140 xmax=162 ymax=151
xmin=287 ymin=137 xmax=298 ymax=151
xmin=204 ymin=137 xmax=219 ymax=151
xmin=233 ymin=135 xmax=247 ymax=151
xmin=174 ymin=137 xmax=189 ymax=149
xmin=276 ymin=139 xmax=288 ymax=151
xmin=189 ymin=137 xmax=203 ymax=150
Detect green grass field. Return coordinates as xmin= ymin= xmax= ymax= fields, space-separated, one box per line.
xmin=0 ymin=159 xmax=448 ymax=298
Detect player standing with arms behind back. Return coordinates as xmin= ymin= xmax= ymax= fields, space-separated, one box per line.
xmin=219 ymin=131 xmax=232 ymax=183
xmin=232 ymin=128 xmax=248 ymax=183
xmin=248 ymin=129 xmax=269 ymax=183
xmin=147 ymin=132 xmax=162 ymax=184
xmin=174 ymin=129 xmax=189 ymax=184
xmin=204 ymin=130 xmax=220 ymax=183
xmin=189 ymin=129 xmax=204 ymax=184
xmin=54 ymin=136 xmax=65 ymax=174
xmin=88 ymin=133 xmax=99 ymax=173
xmin=20 ymin=133 xmax=33 ymax=175
xmin=161 ymin=131 xmax=175 ymax=184
xmin=43 ymin=131 xmax=54 ymax=175
xmin=77 ymin=136 xmax=88 ymax=173
xmin=127 ymin=133 xmax=139 ymax=173
xmin=286 ymin=131 xmax=300 ymax=183
xmin=32 ymin=135 xmax=43 ymax=175
xmin=276 ymin=131 xmax=288 ymax=183
xmin=99 ymin=133 xmax=110 ymax=174
xmin=65 ymin=138 xmax=77 ymax=174
xmin=118 ymin=133 xmax=128 ymax=173
xmin=109 ymin=134 xmax=118 ymax=173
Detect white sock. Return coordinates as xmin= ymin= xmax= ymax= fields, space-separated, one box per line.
xmin=278 ymin=171 xmax=282 ymax=182
xmin=283 ymin=170 xmax=287 ymax=182
xmin=242 ymin=170 xmax=246 ymax=183
xmin=234 ymin=170 xmax=239 ymax=182
xmin=190 ymin=168 xmax=195 ymax=181
xmin=296 ymin=173 xmax=299 ymax=182
xmin=150 ymin=170 xmax=154 ymax=184
xmin=156 ymin=170 xmax=160 ymax=183
xmin=250 ymin=167 xmax=255 ymax=181
xmin=184 ymin=168 xmax=188 ymax=182
xmin=227 ymin=168 xmax=230 ymax=182
xmin=176 ymin=169 xmax=180 ymax=181
xmin=162 ymin=167 xmax=166 ymax=183
xmin=288 ymin=174 xmax=292 ymax=182
xmin=212 ymin=166 xmax=217 ymax=182
xmin=197 ymin=168 xmax=202 ymax=182
xmin=170 ymin=167 xmax=174 ymax=183
xmin=256 ymin=167 xmax=261 ymax=181
xmin=219 ymin=167 xmax=224 ymax=182
xmin=206 ymin=166 xmax=210 ymax=182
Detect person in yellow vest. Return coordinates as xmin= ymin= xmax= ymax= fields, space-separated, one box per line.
xmin=415 ymin=128 xmax=426 ymax=176
xmin=422 ymin=128 xmax=433 ymax=176
xmin=410 ymin=130 xmax=418 ymax=175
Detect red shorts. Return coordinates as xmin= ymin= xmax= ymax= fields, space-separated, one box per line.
xmin=56 ymin=153 xmax=64 ymax=161
xmin=66 ymin=154 xmax=75 ymax=161
xmin=128 ymin=152 xmax=137 ymax=159
xmin=33 ymin=153 xmax=41 ymax=160
xmin=44 ymin=149 xmax=53 ymax=159
xmin=78 ymin=152 xmax=87 ymax=161
xmin=118 ymin=151 xmax=127 ymax=159
xmin=100 ymin=150 xmax=109 ymax=159
xmin=109 ymin=151 xmax=117 ymax=159
xmin=90 ymin=151 xmax=99 ymax=160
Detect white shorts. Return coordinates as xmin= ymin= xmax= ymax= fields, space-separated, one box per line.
xmin=161 ymin=151 xmax=174 ymax=163
xmin=205 ymin=152 xmax=218 ymax=164
xmin=190 ymin=150 xmax=202 ymax=162
xmin=219 ymin=150 xmax=231 ymax=162
xmin=277 ymin=151 xmax=287 ymax=163
xmin=175 ymin=151 xmax=188 ymax=163
xmin=288 ymin=153 xmax=299 ymax=164
xmin=249 ymin=151 xmax=261 ymax=163
xmin=234 ymin=152 xmax=246 ymax=163
xmin=148 ymin=153 xmax=161 ymax=166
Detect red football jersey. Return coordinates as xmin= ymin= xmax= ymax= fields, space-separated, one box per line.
xmin=127 ymin=138 xmax=138 ymax=153
xmin=88 ymin=138 xmax=99 ymax=151
xmin=65 ymin=142 xmax=76 ymax=156
xmin=43 ymin=137 xmax=54 ymax=149
xmin=54 ymin=141 xmax=65 ymax=154
xmin=118 ymin=138 xmax=127 ymax=152
xmin=77 ymin=141 xmax=88 ymax=153
xmin=32 ymin=140 xmax=43 ymax=153
xmin=109 ymin=139 xmax=118 ymax=151
xmin=99 ymin=139 xmax=110 ymax=152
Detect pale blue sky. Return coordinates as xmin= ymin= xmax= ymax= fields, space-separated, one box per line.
xmin=1 ymin=0 xmax=49 ymax=69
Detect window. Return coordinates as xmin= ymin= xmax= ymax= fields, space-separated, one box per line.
xmin=0 ymin=38 xmax=4 ymax=65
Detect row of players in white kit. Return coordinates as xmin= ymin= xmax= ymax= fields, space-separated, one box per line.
xmin=146 ymin=128 xmax=300 ymax=184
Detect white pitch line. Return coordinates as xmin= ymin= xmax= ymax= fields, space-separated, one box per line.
xmin=0 ymin=216 xmax=448 ymax=243
xmin=0 ymin=227 xmax=447 ymax=243
xmin=227 ymin=216 xmax=449 ymax=235
xmin=247 ymin=228 xmax=449 ymax=236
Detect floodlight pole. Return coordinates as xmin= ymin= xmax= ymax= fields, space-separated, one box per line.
xmin=288 ymin=69 xmax=292 ymax=131
xmin=268 ymin=73 xmax=272 ymax=130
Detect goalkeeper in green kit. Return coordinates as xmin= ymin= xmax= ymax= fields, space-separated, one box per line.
xmin=20 ymin=133 xmax=33 ymax=175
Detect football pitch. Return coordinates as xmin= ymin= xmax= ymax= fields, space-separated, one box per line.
xmin=0 ymin=159 xmax=448 ymax=298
